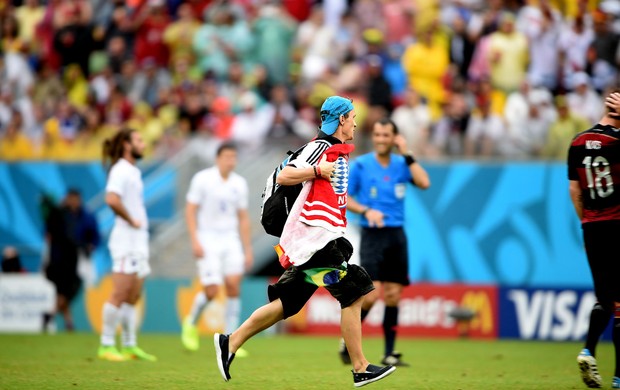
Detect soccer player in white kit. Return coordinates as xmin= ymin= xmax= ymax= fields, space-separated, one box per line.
xmin=181 ymin=143 xmax=253 ymax=355
xmin=98 ymin=128 xmax=156 ymax=362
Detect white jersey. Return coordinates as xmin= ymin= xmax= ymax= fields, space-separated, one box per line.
xmin=106 ymin=158 xmax=148 ymax=232
xmin=186 ymin=166 xmax=248 ymax=234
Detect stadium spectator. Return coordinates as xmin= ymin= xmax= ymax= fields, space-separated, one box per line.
xmin=567 ymin=72 xmax=604 ymax=124
xmin=432 ymin=89 xmax=471 ymax=156
xmin=52 ymin=1 xmax=94 ymax=78
xmin=129 ymin=57 xmax=171 ymax=107
xmin=487 ymin=12 xmax=528 ymax=94
xmin=1 ymin=246 xmax=24 ymax=273
xmin=464 ymin=96 xmax=504 ymax=158
xmin=558 ymin=14 xmax=594 ymax=89
xmin=181 ymin=142 xmax=253 ymax=356
xmin=71 ymin=107 xmax=114 ymax=160
xmin=381 ymin=0 xmax=414 ymax=46
xmin=178 ymin=89 xmax=208 ymax=134
xmin=502 ymin=80 xmax=556 ymax=157
xmin=0 ymin=111 xmax=35 ymax=160
xmin=43 ymin=98 xmax=83 ymax=142
xmin=43 ymin=189 xmax=99 ymax=332
xmin=214 ymin=96 xmax=396 ymax=387
xmin=98 ymin=128 xmax=156 ymax=362
xmin=104 ymin=85 xmax=133 ymax=127
xmin=588 ymin=11 xmax=620 ymax=92
xmin=252 ymin=2 xmax=297 ymax=85
xmin=541 ymin=95 xmax=590 ymax=160
xmin=218 ymin=62 xmax=250 ymax=114
xmin=192 ymin=3 xmax=254 ymax=80
xmin=296 ymin=5 xmax=336 ymax=81
xmin=15 ymin=0 xmax=45 ymax=51
xmin=448 ymin=13 xmax=477 ymax=81
xmin=340 ymin=117 xmax=430 ymax=367
xmin=570 ymin=91 xmax=620 ymax=390
xmin=264 ymin=84 xmax=297 ymax=140
xmin=390 ymin=88 xmax=434 ymax=158
xmin=517 ymin=0 xmax=562 ymax=91
xmin=63 ymin=64 xmax=89 ymax=111
xmin=32 ymin=61 xmax=65 ymax=112
xmin=364 ymin=55 xmax=393 ymax=129
xmin=132 ymin=0 xmax=170 ymax=68
xmin=162 ymin=2 xmax=200 ymax=63
xmin=205 ymin=95 xmax=234 ymax=141
xmin=401 ymin=24 xmax=449 ymax=121
xmin=105 ymin=35 xmax=132 ymax=76
xmin=230 ymin=91 xmax=272 ymax=151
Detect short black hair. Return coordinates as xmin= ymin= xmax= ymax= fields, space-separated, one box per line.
xmin=216 ymin=142 xmax=237 ymax=156
xmin=376 ymin=118 xmax=399 ymax=135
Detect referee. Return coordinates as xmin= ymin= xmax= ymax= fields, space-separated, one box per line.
xmin=341 ymin=118 xmax=430 ymax=366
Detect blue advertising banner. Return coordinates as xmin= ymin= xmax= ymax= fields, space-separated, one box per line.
xmin=403 ymin=162 xmax=591 ymax=288
xmin=499 ymin=287 xmax=612 ymax=341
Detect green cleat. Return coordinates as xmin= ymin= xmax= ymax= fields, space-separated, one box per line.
xmin=122 ymin=346 xmax=157 ymax=362
xmin=98 ymin=346 xmax=126 ymax=362
xmin=181 ymin=316 xmax=199 ymax=351
xmin=235 ymin=347 xmax=249 ymax=358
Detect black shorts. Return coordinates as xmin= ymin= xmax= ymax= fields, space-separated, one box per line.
xmin=45 ymin=266 xmax=82 ymax=302
xmin=268 ymin=237 xmax=375 ymax=319
xmin=583 ymin=220 xmax=620 ymax=304
xmin=360 ymin=227 xmax=410 ymax=286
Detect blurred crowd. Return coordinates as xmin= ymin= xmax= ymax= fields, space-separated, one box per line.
xmin=0 ymin=0 xmax=619 ymax=162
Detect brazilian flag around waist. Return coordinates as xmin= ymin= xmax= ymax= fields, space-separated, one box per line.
xmin=301 ymin=261 xmax=348 ymax=287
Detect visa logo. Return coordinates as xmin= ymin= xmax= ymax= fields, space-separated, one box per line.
xmin=508 ymin=290 xmax=595 ymax=340
xmin=586 ymin=140 xmax=602 ymax=149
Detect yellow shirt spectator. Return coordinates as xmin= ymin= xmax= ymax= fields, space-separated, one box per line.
xmin=163 ymin=3 xmax=201 ymax=63
xmin=541 ymin=99 xmax=590 ymax=160
xmin=0 ymin=127 xmax=36 ymax=161
xmin=402 ymin=30 xmax=449 ymax=120
xmin=487 ymin=15 xmax=529 ymax=93
xmin=15 ymin=1 xmax=45 ymax=46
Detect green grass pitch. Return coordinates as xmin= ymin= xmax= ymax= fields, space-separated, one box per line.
xmin=0 ymin=333 xmax=613 ymax=389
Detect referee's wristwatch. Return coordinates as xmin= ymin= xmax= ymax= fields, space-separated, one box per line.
xmin=361 ymin=207 xmax=370 ymax=218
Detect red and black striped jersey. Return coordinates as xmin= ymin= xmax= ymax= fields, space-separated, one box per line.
xmin=568 ymin=123 xmax=620 ymax=223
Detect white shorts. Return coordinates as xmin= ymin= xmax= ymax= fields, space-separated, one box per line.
xmin=196 ymin=231 xmax=244 ymax=286
xmin=109 ymin=227 xmax=151 ymax=278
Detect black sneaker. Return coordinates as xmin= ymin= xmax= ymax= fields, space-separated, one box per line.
xmin=352 ymin=364 xmax=396 ymax=387
xmin=214 ymin=333 xmax=235 ymax=381
xmin=381 ymin=352 xmax=410 ymax=367
xmin=339 ymin=338 xmax=352 ymax=365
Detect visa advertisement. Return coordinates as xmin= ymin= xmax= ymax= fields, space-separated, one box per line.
xmin=499 ymin=287 xmax=612 ymax=341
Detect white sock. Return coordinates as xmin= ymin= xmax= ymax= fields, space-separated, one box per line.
xmin=101 ymin=302 xmax=120 ymax=347
xmin=225 ymin=297 xmax=241 ymax=335
xmin=189 ymin=291 xmax=208 ymax=325
xmin=120 ymin=303 xmax=137 ymax=347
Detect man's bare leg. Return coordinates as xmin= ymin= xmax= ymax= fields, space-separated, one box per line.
xmin=341 ymin=296 xmax=370 ymax=373
xmin=229 ymin=299 xmax=285 ymax=353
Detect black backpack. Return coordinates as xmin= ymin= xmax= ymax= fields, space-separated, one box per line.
xmin=260 ymin=145 xmax=307 ymax=237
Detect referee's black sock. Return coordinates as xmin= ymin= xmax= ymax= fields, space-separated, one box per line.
xmin=585 ymin=302 xmax=613 ymax=357
xmin=613 ymin=305 xmax=620 ymax=377
xmin=383 ymin=306 xmax=398 ymax=357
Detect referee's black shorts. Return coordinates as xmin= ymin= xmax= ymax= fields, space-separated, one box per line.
xmin=268 ymin=237 xmax=375 ymax=319
xmin=360 ymin=227 xmax=410 ymax=286
xmin=583 ymin=220 xmax=620 ymax=304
